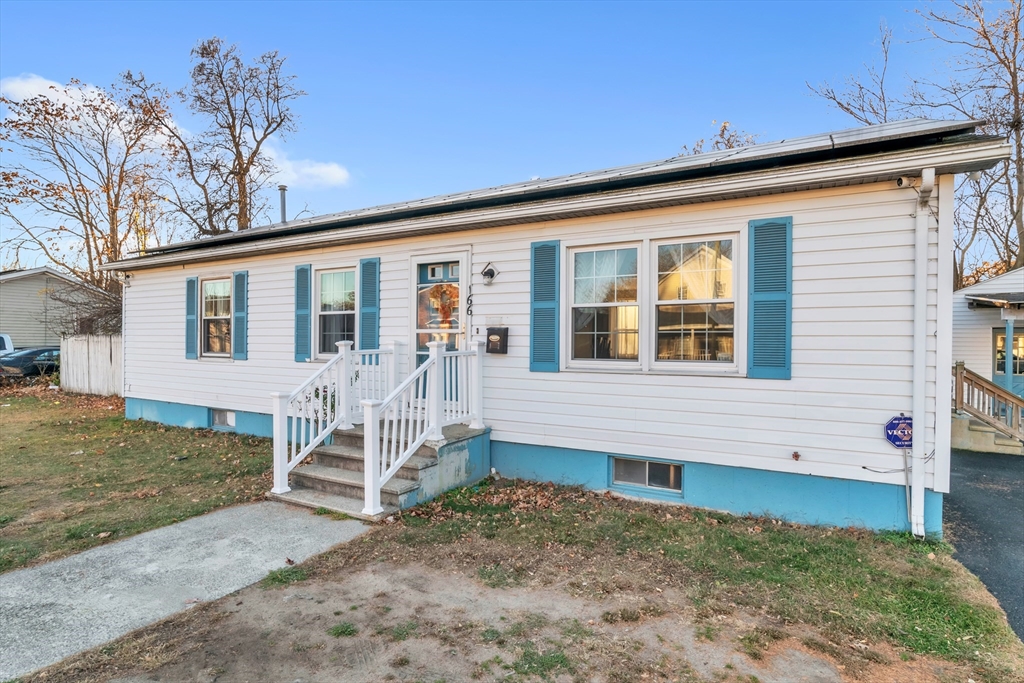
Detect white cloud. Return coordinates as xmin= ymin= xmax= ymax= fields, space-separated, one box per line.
xmin=0 ymin=73 xmax=63 ymax=101
xmin=265 ymin=139 xmax=350 ymax=189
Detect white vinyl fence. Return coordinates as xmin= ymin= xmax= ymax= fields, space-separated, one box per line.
xmin=60 ymin=335 xmax=123 ymax=396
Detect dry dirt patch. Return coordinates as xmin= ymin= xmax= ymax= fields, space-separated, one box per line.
xmin=25 ymin=562 xmax=984 ymax=683
xmin=20 ymin=479 xmax=1024 ymax=682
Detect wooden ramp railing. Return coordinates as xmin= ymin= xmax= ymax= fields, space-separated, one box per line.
xmin=953 ymin=362 xmax=1024 ymax=443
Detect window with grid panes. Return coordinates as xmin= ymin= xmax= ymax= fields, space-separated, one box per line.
xmin=655 ymin=239 xmax=734 ymax=363
xmin=201 ymin=279 xmax=231 ymax=356
xmin=317 ymin=270 xmax=356 ymax=355
xmin=571 ymin=247 xmax=639 ymax=361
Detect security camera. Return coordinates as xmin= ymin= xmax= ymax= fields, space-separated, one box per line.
xmin=896 ymin=176 xmax=915 ymax=188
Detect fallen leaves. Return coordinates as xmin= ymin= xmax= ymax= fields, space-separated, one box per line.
xmin=405 ymin=480 xmax=589 ymax=522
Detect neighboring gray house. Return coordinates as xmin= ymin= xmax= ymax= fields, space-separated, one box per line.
xmin=0 ymin=267 xmax=88 ymax=347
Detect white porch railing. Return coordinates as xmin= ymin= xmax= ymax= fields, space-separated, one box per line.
xmin=271 ymin=341 xmax=396 ymax=494
xmin=361 ymin=340 xmax=485 ymax=516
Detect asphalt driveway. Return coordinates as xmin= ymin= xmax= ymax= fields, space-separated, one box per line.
xmin=0 ymin=501 xmax=367 ymax=681
xmin=944 ymin=449 xmax=1024 ymax=640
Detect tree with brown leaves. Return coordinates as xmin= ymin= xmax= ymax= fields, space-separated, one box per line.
xmin=0 ymin=80 xmax=169 ymax=295
xmin=681 ymin=120 xmax=759 ymax=156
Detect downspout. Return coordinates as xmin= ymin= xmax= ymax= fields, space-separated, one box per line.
xmin=911 ymin=167 xmax=935 ymax=538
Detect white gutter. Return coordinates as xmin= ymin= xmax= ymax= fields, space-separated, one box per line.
xmin=103 ymin=139 xmax=1009 ymax=272
xmin=911 ymin=167 xmax=935 ymax=538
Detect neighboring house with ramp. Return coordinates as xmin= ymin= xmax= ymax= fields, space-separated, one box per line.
xmin=105 ymin=118 xmax=1009 ymax=538
xmin=951 ymin=267 xmax=1024 ymax=455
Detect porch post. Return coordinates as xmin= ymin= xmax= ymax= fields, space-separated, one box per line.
xmin=336 ymin=341 xmax=354 ymax=428
xmin=469 ymin=339 xmax=485 ymax=429
xmin=428 ymin=341 xmax=445 ymax=441
xmin=1004 ymin=315 xmax=1015 ymax=393
xmin=954 ymin=361 xmax=965 ymax=413
xmin=270 ymin=391 xmax=291 ymax=494
xmin=362 ymin=399 xmax=383 ymax=517
xmin=381 ymin=340 xmax=398 ymax=395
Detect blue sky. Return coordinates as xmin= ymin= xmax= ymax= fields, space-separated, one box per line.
xmin=1 ymin=0 xmax=947 ymax=224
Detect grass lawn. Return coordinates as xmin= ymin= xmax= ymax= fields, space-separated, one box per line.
xmin=0 ymin=386 xmax=272 ymax=573
xmin=25 ymin=478 xmax=1024 ymax=683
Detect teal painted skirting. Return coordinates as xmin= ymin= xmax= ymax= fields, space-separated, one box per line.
xmin=125 ymin=398 xmax=273 ymax=438
xmin=491 ymin=441 xmax=943 ymax=536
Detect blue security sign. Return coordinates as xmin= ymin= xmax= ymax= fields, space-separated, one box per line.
xmin=884 ymin=416 xmax=913 ymax=449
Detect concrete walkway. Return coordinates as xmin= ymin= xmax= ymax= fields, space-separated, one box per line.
xmin=0 ymin=501 xmax=367 ymax=680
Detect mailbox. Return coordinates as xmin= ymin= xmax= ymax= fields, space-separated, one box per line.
xmin=486 ymin=327 xmax=508 ymax=354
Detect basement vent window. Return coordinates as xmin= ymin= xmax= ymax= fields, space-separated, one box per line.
xmin=212 ymin=409 xmax=236 ymax=429
xmin=613 ymin=458 xmax=682 ymax=491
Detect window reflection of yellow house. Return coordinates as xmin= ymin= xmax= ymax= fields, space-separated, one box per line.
xmin=657 ymin=241 xmax=734 ymax=362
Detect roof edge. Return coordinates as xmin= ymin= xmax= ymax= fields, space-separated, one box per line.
xmin=104 ymin=135 xmax=1011 ymax=272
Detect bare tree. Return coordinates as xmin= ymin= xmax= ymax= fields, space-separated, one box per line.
xmin=682 ymin=120 xmax=759 ymax=156
xmin=808 ymin=23 xmax=895 ymax=125
xmin=45 ymin=280 xmax=123 ymax=335
xmin=809 ymin=2 xmax=1023 ymax=287
xmin=0 ymin=80 xmax=169 ymax=295
xmin=126 ymin=37 xmax=306 ymax=235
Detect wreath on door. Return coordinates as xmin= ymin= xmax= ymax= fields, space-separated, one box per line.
xmin=428 ymin=283 xmax=459 ymax=327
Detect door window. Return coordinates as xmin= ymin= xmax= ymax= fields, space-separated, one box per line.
xmin=416 ymin=262 xmax=461 ymax=366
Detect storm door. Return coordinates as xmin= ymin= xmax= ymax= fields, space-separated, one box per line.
xmin=414 ymin=260 xmax=464 ymax=367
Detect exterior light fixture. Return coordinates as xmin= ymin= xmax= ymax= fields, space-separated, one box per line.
xmin=481 ymin=262 xmax=499 ymax=285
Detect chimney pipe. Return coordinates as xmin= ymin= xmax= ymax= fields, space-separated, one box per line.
xmin=278 ymin=185 xmax=288 ymax=224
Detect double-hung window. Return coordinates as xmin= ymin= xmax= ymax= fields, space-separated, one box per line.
xmin=571 ymin=247 xmax=639 ymax=361
xmin=655 ymin=239 xmax=734 ymax=363
xmin=317 ymin=269 xmax=356 ymax=355
xmin=567 ymin=235 xmax=738 ymax=370
xmin=201 ymin=279 xmax=231 ymax=356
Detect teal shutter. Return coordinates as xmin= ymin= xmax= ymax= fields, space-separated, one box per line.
xmin=185 ymin=277 xmax=198 ymax=359
xmin=359 ymin=257 xmax=380 ymax=350
xmin=747 ymin=217 xmax=792 ymax=379
xmin=232 ymin=271 xmax=248 ymax=360
xmin=295 ymin=265 xmax=311 ymax=362
xmin=530 ymin=240 xmax=560 ymax=372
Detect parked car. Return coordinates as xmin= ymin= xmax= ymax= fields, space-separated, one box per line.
xmin=0 ymin=333 xmax=13 ymax=356
xmin=0 ymin=347 xmax=60 ymax=377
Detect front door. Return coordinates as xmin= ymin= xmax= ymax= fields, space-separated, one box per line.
xmin=414 ymin=260 xmax=464 ymax=367
xmin=994 ymin=329 xmax=1024 ymax=398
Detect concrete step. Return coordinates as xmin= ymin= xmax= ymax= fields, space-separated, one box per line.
xmin=331 ymin=424 xmax=438 ymax=457
xmin=290 ymin=463 xmax=420 ymax=507
xmin=267 ymin=487 xmax=398 ymax=522
xmin=968 ymin=419 xmax=1024 ymax=448
xmin=968 ymin=420 xmax=999 ymax=433
xmin=314 ymin=442 xmax=437 ymax=480
xmin=953 ymin=413 xmax=1024 ymax=455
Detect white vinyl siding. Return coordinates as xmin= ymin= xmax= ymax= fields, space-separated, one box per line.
xmin=122 ymin=180 xmax=946 ymax=492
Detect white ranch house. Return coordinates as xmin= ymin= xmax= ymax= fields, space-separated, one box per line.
xmin=106 ymin=119 xmax=1010 ymax=538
